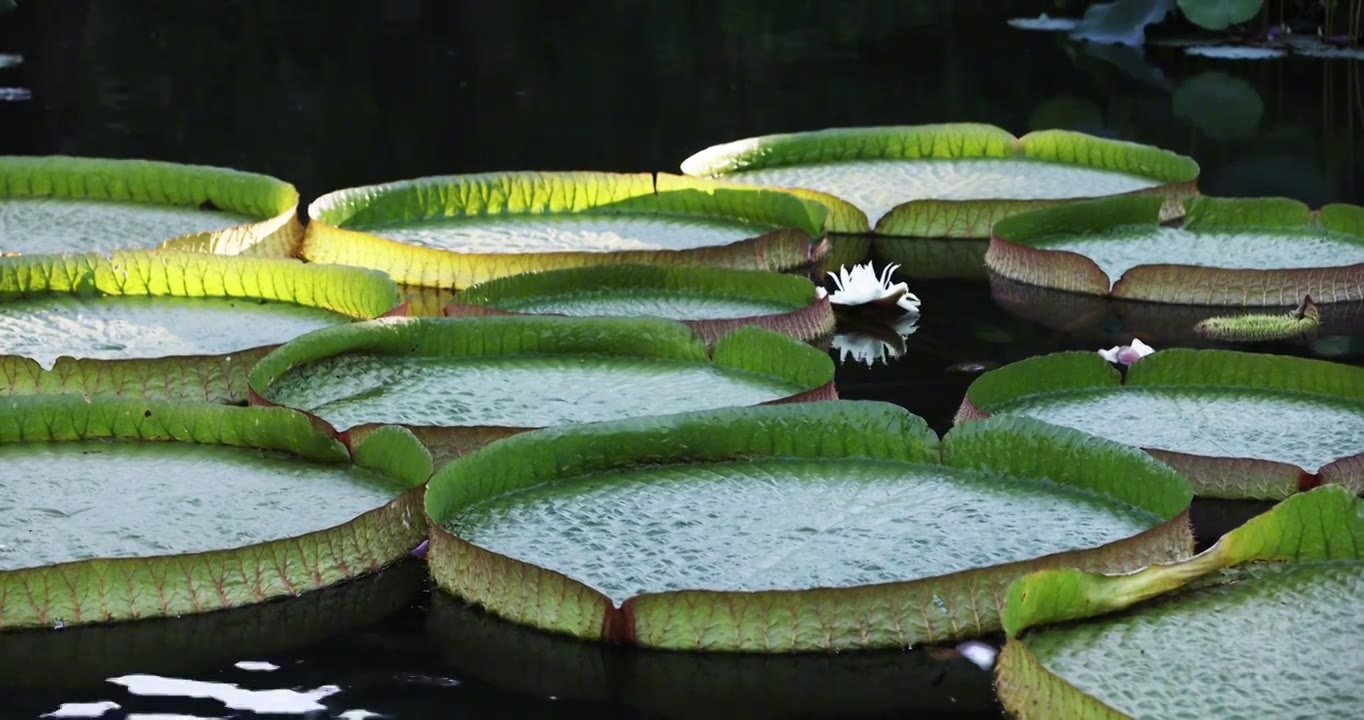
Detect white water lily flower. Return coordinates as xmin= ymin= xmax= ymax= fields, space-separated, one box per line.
xmin=1098 ymin=337 xmax=1156 ymax=366
xmin=827 ymin=262 xmax=921 ymax=314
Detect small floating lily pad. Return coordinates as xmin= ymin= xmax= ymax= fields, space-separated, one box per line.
xmin=1177 ymin=0 xmax=1262 ymax=31
xmin=301 ymin=172 xmax=830 ymax=290
xmin=248 ymin=316 xmax=836 ymax=465
xmin=0 ymin=396 xmax=431 ymax=630
xmin=1192 ymin=295 xmax=1321 ymax=342
xmin=957 ymin=348 xmax=1364 ymax=499
xmin=0 ymin=156 xmax=304 ymax=257
xmin=444 ymin=264 xmax=835 ymax=344
xmin=987 ymin=195 xmax=1364 ymax=305
xmin=1007 ymin=15 xmax=1080 ymax=31
xmin=424 ymin=400 xmax=1193 ymax=652
xmin=1184 ymin=44 xmax=1288 ymax=59
xmin=988 ymin=274 xmax=1364 ymax=352
xmin=0 ymin=252 xmax=400 ymax=404
xmin=995 ymin=485 xmax=1364 ymax=718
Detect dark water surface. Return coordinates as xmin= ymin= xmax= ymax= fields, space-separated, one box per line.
xmin=0 ymin=1 xmax=1360 ymax=718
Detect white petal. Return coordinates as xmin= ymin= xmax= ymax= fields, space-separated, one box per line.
xmin=1130 ymin=337 xmax=1156 ymax=356
xmin=1097 ymin=346 xmax=1121 ymax=362
xmin=878 ymin=262 xmax=901 ymax=289
xmin=896 ymin=292 xmax=922 ymax=313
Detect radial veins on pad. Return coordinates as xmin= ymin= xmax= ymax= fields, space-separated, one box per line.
xmin=0 ymin=296 xmax=350 ymax=371
xmin=0 ymin=441 xmax=405 ymax=570
xmin=266 ymin=354 xmax=803 ymax=432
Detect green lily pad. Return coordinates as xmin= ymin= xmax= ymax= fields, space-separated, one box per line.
xmin=958 ymin=348 xmax=1364 ymax=499
xmin=1177 ymin=0 xmax=1263 ymax=31
xmin=681 ymin=124 xmax=1196 ymax=281
xmin=0 ymin=560 xmax=425 ymax=689
xmin=679 ymin=123 xmax=1198 ymax=238
xmin=0 ymin=251 xmax=400 ymax=404
xmin=0 ymin=395 xmax=431 ymax=630
xmin=995 ymin=485 xmax=1364 ymax=718
xmin=248 ymin=316 xmax=836 ymax=466
xmin=987 ymin=195 xmax=1364 ymax=305
xmin=443 ymin=264 xmax=835 ymax=344
xmin=301 ymin=172 xmax=830 ymax=290
xmin=0 ymin=156 xmax=304 ymax=258
xmin=424 ymin=400 xmax=1193 ymax=652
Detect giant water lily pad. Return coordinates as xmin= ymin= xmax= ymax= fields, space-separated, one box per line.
xmin=0 ymin=396 xmax=431 ymax=630
xmin=957 ymin=348 xmax=1364 ymax=499
xmin=679 ymin=123 xmax=1199 ymax=273
xmin=987 ymin=195 xmax=1364 ymax=305
xmin=0 ymin=252 xmax=400 ymax=404
xmin=443 ymin=264 xmax=835 ymax=344
xmin=1178 ymin=0 xmax=1264 ymax=31
xmin=301 ymin=172 xmax=830 ymax=290
xmin=424 ymin=400 xmax=1194 ymax=652
xmin=995 ymin=485 xmax=1364 ymax=718
xmin=0 ymin=156 xmax=304 ymax=258
xmin=248 ymin=316 xmax=836 ymax=465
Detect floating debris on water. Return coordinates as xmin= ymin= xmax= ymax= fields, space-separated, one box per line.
xmin=1006 ymin=14 xmax=1079 ymax=32
xmin=1185 ymin=45 xmax=1288 ymax=60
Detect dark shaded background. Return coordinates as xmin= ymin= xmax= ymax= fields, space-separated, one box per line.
xmin=3 ymin=0 xmax=1360 ymax=207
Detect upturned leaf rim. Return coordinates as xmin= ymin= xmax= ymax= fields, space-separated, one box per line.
xmin=678 ymin=123 xmax=1200 ymax=237
xmin=985 ymin=194 xmax=1364 ymax=305
xmin=247 ymin=315 xmax=839 ymax=467
xmin=957 ymin=347 xmax=1364 ymax=499
xmin=0 ymin=395 xmax=432 ymax=631
xmin=0 ymin=155 xmax=304 ymax=258
xmin=443 ymin=263 xmax=836 ymax=344
xmin=423 ymin=400 xmax=1194 ymax=653
xmin=301 ymin=171 xmax=832 ymax=289
xmin=0 ymin=251 xmax=402 ymax=405
xmin=994 ymin=485 xmax=1364 ymax=719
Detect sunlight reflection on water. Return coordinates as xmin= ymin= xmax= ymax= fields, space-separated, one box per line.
xmin=110 ymin=674 xmax=340 ymax=715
